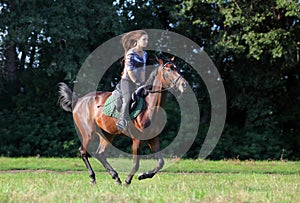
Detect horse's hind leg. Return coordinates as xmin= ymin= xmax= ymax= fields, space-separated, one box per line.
xmin=138 ymin=137 xmax=164 ymax=180
xmin=93 ymin=132 xmax=122 ymax=185
xmin=79 ymin=144 xmax=96 ymax=184
xmin=74 ymin=114 xmax=96 ymax=184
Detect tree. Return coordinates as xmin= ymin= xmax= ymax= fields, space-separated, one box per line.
xmin=0 ymin=0 xmax=299 ymax=159
xmin=174 ymin=0 xmax=300 ymax=159
xmin=0 ymin=0 xmax=126 ymax=157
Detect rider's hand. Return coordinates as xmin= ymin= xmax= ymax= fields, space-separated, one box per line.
xmin=134 ymin=79 xmax=142 ymax=86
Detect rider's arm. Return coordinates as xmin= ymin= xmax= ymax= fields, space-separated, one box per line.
xmin=125 ymin=51 xmax=140 ymax=84
xmin=127 ymin=70 xmax=139 ymax=84
xmin=124 ymin=50 xmax=146 ymax=85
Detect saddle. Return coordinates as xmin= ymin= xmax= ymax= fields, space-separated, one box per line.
xmin=102 ymin=84 xmax=151 ymax=119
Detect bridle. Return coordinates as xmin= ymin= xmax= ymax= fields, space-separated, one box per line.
xmin=161 ymin=62 xmax=183 ymax=89
xmin=148 ymin=62 xmax=183 ymax=93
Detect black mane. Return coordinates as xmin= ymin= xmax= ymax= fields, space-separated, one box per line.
xmin=145 ymin=67 xmax=158 ymax=86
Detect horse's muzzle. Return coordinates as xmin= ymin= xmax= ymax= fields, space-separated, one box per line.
xmin=178 ymin=79 xmax=187 ymax=93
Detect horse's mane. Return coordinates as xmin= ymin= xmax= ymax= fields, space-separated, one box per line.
xmin=145 ymin=68 xmax=158 ymax=87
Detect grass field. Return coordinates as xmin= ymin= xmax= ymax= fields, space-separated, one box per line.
xmin=0 ymin=157 xmax=299 ymax=203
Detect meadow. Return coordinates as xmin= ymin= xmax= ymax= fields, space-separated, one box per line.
xmin=0 ymin=157 xmax=299 ymax=203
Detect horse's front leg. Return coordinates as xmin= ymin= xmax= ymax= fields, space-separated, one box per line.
xmin=97 ymin=154 xmax=122 ymax=185
xmin=125 ymin=139 xmax=141 ymax=185
xmin=138 ymin=137 xmax=164 ymax=180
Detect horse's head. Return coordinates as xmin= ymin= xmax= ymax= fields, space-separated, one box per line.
xmin=157 ymin=57 xmax=187 ymax=94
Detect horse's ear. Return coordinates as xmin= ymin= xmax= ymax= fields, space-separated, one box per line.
xmin=155 ymin=55 xmax=159 ymax=62
xmin=171 ymin=56 xmax=175 ymax=61
xmin=156 ymin=56 xmax=163 ymax=65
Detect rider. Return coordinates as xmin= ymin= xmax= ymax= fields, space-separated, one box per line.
xmin=117 ymin=30 xmax=149 ymax=131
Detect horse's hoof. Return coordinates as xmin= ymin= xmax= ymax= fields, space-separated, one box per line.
xmin=90 ymin=179 xmax=96 ymax=185
xmin=138 ymin=172 xmax=155 ymax=180
xmin=125 ymin=179 xmax=131 ymax=185
xmin=138 ymin=173 xmax=146 ymax=180
xmin=115 ymin=178 xmax=122 ymax=185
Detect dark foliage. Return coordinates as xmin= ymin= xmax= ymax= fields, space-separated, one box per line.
xmin=0 ymin=0 xmax=299 ymax=160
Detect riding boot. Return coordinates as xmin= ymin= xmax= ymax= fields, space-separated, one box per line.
xmin=116 ymin=100 xmax=130 ymax=131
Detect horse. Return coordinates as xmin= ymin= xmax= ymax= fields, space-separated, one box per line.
xmin=58 ymin=57 xmax=187 ymax=185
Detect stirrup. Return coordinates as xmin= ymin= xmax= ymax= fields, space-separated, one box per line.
xmin=116 ymin=119 xmax=128 ymax=131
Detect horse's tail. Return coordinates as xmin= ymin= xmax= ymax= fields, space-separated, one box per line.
xmin=58 ymin=82 xmax=78 ymax=112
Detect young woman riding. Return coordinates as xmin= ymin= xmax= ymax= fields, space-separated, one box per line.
xmin=117 ymin=30 xmax=149 ymax=131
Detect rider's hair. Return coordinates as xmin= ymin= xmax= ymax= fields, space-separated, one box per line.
xmin=121 ymin=30 xmax=148 ymax=56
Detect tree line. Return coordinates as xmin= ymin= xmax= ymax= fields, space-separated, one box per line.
xmin=0 ymin=0 xmax=299 ymax=160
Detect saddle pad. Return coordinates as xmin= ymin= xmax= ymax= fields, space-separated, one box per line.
xmin=102 ymin=95 xmax=144 ymax=119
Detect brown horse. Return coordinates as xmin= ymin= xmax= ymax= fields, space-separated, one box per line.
xmin=58 ymin=58 xmax=187 ymax=185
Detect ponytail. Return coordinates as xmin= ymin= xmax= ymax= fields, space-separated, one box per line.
xmin=121 ymin=30 xmax=148 ymax=56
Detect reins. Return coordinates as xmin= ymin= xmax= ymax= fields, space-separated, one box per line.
xmin=98 ymin=61 xmax=181 ymax=108
xmin=147 ymin=88 xmax=169 ymax=93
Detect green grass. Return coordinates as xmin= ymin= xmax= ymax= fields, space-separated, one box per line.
xmin=167 ymin=159 xmax=300 ymax=174
xmin=0 ymin=157 xmax=299 ymax=203
xmin=1 ymin=157 xmax=300 ymax=174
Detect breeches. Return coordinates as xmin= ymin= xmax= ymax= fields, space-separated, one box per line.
xmin=120 ymin=78 xmax=136 ymax=104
